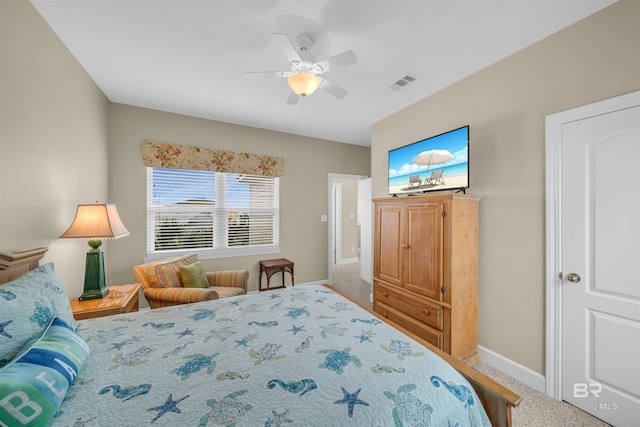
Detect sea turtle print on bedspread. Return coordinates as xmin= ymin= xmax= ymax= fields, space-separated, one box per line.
xmin=50 ymin=285 xmax=490 ymax=426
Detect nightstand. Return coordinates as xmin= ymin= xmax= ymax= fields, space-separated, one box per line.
xmin=70 ymin=283 xmax=141 ymax=320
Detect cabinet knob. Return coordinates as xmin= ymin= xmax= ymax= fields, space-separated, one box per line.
xmin=382 ymin=291 xmax=388 ymax=297
xmin=382 ymin=312 xmax=388 ymax=318
xmin=422 ymin=309 xmax=429 ymax=316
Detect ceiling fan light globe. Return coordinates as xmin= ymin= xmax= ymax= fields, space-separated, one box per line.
xmin=288 ymin=73 xmax=320 ymax=97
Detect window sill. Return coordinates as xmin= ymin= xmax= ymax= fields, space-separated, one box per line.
xmin=144 ymin=245 xmax=281 ymax=263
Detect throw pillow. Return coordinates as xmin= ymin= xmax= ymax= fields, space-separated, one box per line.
xmin=0 ymin=263 xmax=78 ymax=368
xmin=0 ymin=317 xmax=90 ymax=426
xmin=179 ymin=261 xmax=209 ymax=288
xmin=154 ymin=254 xmax=198 ymax=288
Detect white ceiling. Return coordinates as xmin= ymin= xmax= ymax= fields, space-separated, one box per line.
xmin=31 ymin=0 xmax=617 ymax=147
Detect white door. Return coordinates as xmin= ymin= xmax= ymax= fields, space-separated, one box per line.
xmin=560 ymin=96 xmax=640 ymax=425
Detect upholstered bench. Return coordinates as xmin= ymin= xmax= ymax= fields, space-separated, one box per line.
xmin=133 ymin=253 xmax=248 ymax=308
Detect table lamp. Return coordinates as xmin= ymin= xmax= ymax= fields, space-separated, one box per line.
xmin=60 ymin=203 xmax=129 ymax=300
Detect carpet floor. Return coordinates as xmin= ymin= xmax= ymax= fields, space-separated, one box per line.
xmin=330 ymin=262 xmax=611 ymax=426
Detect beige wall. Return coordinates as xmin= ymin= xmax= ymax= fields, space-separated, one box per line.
xmin=107 ymin=104 xmax=371 ymax=299
xmin=0 ymin=0 xmax=110 ymax=299
xmin=371 ymin=0 xmax=640 ymax=374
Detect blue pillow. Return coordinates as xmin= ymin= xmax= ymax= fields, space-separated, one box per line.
xmin=0 ymin=263 xmax=78 ymax=368
xmin=0 ymin=317 xmax=89 ymax=427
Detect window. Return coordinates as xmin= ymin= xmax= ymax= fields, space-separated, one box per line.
xmin=146 ymin=168 xmax=279 ymax=260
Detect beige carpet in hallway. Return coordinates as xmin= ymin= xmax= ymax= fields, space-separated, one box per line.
xmin=331 ymin=262 xmax=372 ymax=309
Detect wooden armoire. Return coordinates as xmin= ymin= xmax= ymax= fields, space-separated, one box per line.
xmin=373 ymin=193 xmax=479 ymax=364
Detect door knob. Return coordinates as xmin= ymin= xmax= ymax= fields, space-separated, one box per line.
xmin=566 ymin=273 xmax=581 ymax=283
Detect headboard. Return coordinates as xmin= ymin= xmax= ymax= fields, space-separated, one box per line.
xmin=0 ymin=247 xmax=48 ymax=284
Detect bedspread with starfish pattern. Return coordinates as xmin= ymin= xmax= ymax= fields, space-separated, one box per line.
xmin=51 ymin=285 xmax=490 ymax=426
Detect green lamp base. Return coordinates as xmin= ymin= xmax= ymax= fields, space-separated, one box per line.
xmin=78 ymin=240 xmax=110 ymax=301
xmin=78 ymin=286 xmax=109 ymax=301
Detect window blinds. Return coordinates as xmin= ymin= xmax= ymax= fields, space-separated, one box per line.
xmin=146 ymin=168 xmax=279 ymax=259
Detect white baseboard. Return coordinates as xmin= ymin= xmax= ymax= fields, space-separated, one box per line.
xmin=478 ymin=345 xmax=546 ymax=394
xmin=298 ymin=280 xmax=328 ymax=287
xmin=247 ymin=281 xmax=327 ymax=294
xmin=337 ymin=258 xmax=359 ymax=265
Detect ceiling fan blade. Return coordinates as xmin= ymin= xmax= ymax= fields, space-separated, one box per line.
xmin=272 ymin=33 xmax=301 ymax=64
xmin=315 ymin=50 xmax=357 ymax=73
xmin=320 ymin=79 xmax=348 ymax=99
xmin=287 ymin=91 xmax=300 ymax=105
xmin=245 ymin=71 xmax=288 ymax=79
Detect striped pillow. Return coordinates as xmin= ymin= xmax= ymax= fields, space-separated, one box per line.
xmin=147 ymin=254 xmax=199 ymax=288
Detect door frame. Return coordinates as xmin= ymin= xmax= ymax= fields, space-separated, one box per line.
xmin=328 ymin=173 xmax=368 ymax=285
xmin=544 ymin=90 xmax=640 ymax=400
xmin=332 ymin=182 xmax=343 ymax=265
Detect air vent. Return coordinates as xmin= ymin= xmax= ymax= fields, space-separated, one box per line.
xmin=391 ymin=73 xmax=419 ymax=90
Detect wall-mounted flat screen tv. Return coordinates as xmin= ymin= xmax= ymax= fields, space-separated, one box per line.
xmin=388 ymin=125 xmax=469 ymax=196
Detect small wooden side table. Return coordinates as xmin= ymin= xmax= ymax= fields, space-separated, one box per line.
xmin=259 ymin=258 xmax=294 ymax=291
xmin=70 ymin=283 xmax=141 ymax=320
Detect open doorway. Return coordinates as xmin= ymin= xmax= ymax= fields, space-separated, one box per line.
xmin=328 ymin=173 xmax=372 ymax=307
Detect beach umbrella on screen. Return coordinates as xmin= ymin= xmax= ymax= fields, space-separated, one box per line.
xmin=413 ymin=149 xmax=453 ymax=171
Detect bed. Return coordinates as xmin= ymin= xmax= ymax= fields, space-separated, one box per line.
xmin=0 ymin=248 xmax=520 ymax=426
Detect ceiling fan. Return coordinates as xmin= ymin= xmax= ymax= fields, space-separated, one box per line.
xmin=246 ymin=33 xmax=357 ymax=105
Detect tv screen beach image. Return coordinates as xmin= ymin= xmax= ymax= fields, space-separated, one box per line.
xmin=388 ymin=126 xmax=469 ymax=195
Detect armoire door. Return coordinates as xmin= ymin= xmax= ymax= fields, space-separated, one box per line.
xmin=404 ymin=202 xmax=443 ymax=300
xmin=374 ymin=203 xmax=404 ymax=287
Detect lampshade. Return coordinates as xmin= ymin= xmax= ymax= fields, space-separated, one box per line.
xmin=287 ymin=72 xmax=321 ymax=97
xmin=60 ymin=203 xmax=129 ymax=301
xmin=60 ymin=204 xmax=129 ymax=240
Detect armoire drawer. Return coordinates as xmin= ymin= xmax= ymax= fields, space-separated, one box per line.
xmin=376 ymin=301 xmax=443 ymax=350
xmin=375 ymin=282 xmax=444 ymax=330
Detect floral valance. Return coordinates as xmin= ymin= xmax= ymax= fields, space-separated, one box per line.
xmin=141 ymin=141 xmax=284 ymax=177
